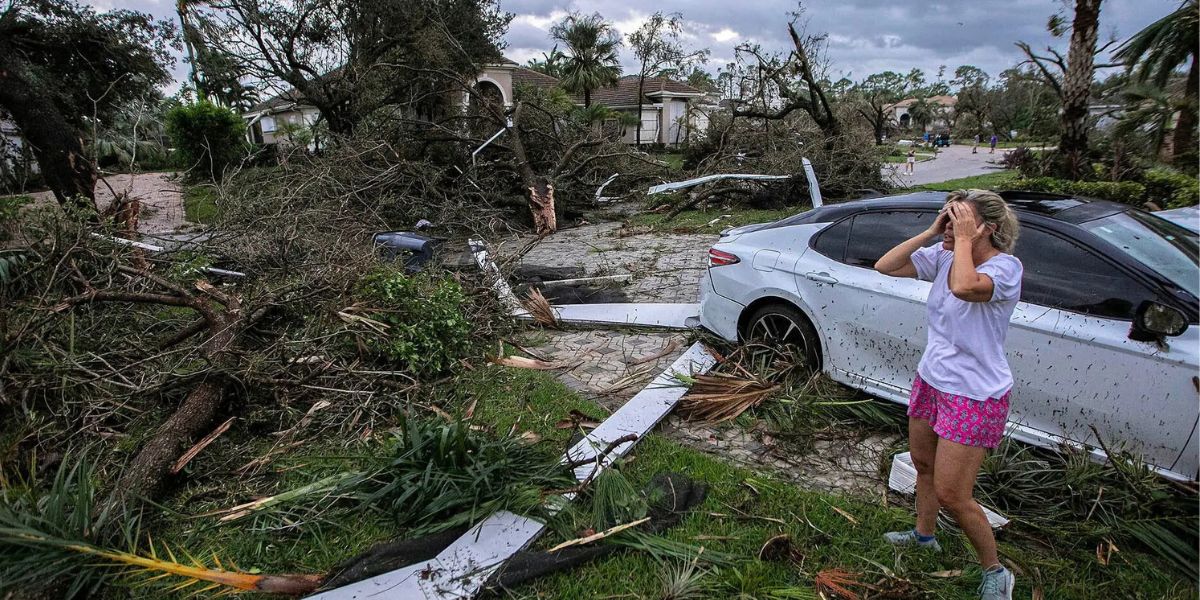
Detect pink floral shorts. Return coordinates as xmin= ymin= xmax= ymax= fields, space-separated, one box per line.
xmin=907 ymin=374 xmax=1010 ymax=448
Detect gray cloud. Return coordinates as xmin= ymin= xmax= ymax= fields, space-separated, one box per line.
xmin=90 ymin=0 xmax=1172 ymax=91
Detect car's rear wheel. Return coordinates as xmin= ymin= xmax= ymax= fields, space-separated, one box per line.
xmin=741 ymin=303 xmax=822 ymax=371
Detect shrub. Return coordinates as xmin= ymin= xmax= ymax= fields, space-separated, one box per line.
xmin=1011 ymin=177 xmax=1147 ymax=205
xmin=164 ymin=101 xmax=247 ymax=180
xmin=1141 ymin=167 xmax=1199 ymax=209
xmin=355 ymin=268 xmax=473 ymax=377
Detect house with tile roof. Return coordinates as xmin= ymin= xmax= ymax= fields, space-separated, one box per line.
xmin=243 ymin=58 xmax=712 ymax=147
xmin=887 ymin=94 xmax=958 ymax=132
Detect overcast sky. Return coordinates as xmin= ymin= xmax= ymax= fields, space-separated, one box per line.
xmin=94 ymin=0 xmax=1174 ymax=91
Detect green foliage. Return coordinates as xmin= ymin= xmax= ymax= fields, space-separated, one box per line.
xmin=355 ymin=268 xmax=473 ymax=377
xmin=359 ymin=415 xmax=571 ymax=531
xmin=1011 ymin=177 xmax=1147 ymax=204
xmin=1142 ymin=167 xmax=1200 ymax=208
xmin=182 ymin=185 xmax=220 ymax=224
xmin=550 ymin=13 xmax=623 ymax=106
xmin=0 ymin=457 xmax=138 ymax=599
xmin=164 ymin=101 xmax=247 ymax=180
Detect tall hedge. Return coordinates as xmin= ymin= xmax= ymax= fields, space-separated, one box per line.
xmin=165 ymin=101 xmax=247 ymax=180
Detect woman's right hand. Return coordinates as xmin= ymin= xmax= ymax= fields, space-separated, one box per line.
xmin=926 ymin=208 xmax=950 ymax=237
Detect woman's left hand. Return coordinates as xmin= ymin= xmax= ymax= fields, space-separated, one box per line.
xmin=948 ymin=202 xmax=988 ymax=243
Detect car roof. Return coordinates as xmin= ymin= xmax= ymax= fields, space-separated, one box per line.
xmin=772 ymin=190 xmax=1129 ymax=228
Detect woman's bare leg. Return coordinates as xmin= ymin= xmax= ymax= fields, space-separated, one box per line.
xmin=908 ymin=417 xmax=940 ymax=535
xmin=933 ymin=438 xmax=999 ymax=567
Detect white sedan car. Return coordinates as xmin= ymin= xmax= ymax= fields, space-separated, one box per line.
xmin=699 ymin=191 xmax=1199 ymax=481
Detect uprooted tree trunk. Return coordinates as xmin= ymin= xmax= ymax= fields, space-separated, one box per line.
xmin=58 ymin=269 xmax=267 ymax=511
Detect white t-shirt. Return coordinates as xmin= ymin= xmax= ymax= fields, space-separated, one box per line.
xmin=911 ymin=245 xmax=1023 ymax=401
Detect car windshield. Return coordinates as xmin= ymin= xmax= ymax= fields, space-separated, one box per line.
xmin=1078 ymin=210 xmax=1199 ymax=298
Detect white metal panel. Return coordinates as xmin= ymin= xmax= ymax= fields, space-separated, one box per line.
xmin=549 ymin=303 xmax=700 ymax=329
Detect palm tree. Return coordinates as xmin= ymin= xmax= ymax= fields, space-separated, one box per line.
xmin=1116 ymin=84 xmax=1188 ymax=158
xmin=908 ymin=98 xmax=936 ymax=132
xmin=550 ymin=13 xmax=622 ymax=108
xmin=1114 ymin=0 xmax=1198 ymax=165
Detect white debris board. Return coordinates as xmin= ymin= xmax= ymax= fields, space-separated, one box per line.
xmin=309 ymin=342 xmax=717 ymax=599
xmin=544 ymin=303 xmax=701 ymax=330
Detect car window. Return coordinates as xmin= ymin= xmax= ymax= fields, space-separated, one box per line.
xmin=844 ymin=211 xmax=937 ymax=268
xmin=1013 ymin=228 xmax=1160 ymax=320
xmin=811 ymin=217 xmax=850 ymax=261
xmin=1077 ymin=210 xmax=1198 ymax=299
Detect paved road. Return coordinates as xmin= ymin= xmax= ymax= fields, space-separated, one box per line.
xmin=28 ymin=172 xmax=186 ymax=234
xmin=882 ymin=144 xmax=1009 ymax=187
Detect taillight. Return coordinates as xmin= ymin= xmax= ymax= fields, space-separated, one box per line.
xmin=708 ymin=248 xmax=740 ymax=267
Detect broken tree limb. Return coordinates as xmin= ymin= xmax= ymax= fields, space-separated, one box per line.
xmin=546 ymin=517 xmax=650 ymax=553
xmin=647 ymin=173 xmax=790 ymax=195
xmin=170 ymin=417 xmax=235 ymax=474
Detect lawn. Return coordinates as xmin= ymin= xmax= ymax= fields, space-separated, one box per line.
xmin=38 ymin=338 xmax=1192 ymax=600
xmin=916 ymin=171 xmax=1019 ymax=192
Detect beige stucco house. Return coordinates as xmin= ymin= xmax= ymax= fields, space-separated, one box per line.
xmin=887 ymin=94 xmax=958 ymax=132
xmin=243 ymin=58 xmax=711 ymax=147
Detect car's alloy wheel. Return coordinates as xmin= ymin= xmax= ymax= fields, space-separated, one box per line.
xmin=742 ymin=304 xmax=821 ymax=371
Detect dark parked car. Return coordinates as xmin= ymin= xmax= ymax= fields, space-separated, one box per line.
xmin=933 ymin=133 xmax=951 ymax=147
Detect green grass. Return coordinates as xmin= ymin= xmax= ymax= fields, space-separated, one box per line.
xmin=915 ymin=171 xmax=1019 ymax=192
xmin=516 ymin=435 xmax=1190 ymax=599
xmin=182 ymin=185 xmax=220 ymax=224
xmin=626 ymin=207 xmax=799 ymax=234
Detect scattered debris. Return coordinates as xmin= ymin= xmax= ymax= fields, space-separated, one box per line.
xmin=521 ymin=288 xmax=558 ymax=327
xmin=594 ymin=173 xmax=620 ymax=203
xmin=170 ymin=417 xmax=234 ymax=474
xmin=311 ymin=343 xmax=717 ymax=599
xmin=675 ymin=373 xmax=779 ymax=424
xmin=628 ymin=339 xmax=683 ymax=366
xmin=554 ymin=410 xmax=603 ymax=431
xmin=373 ymin=231 xmax=441 ymax=272
xmin=758 ymin=534 xmax=804 ymax=564
xmin=492 ymin=355 xmax=569 ymax=370
xmin=469 ymin=239 xmax=524 ymax=315
xmin=547 ymin=517 xmax=651 ymax=553
xmin=814 ymin=568 xmax=867 ymax=600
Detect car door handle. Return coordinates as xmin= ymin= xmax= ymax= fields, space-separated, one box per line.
xmin=804 ymin=271 xmax=838 ymax=284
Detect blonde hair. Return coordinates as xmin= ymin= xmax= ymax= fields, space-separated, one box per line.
xmin=945 ymin=189 xmax=1020 ymax=252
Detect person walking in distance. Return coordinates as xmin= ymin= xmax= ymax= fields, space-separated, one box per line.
xmin=973 ymin=134 xmax=980 ymax=154
xmin=874 ymin=190 xmax=1023 ymax=600
xmin=989 ymin=133 xmax=998 ymax=154
xmin=905 ymin=149 xmax=916 ymax=175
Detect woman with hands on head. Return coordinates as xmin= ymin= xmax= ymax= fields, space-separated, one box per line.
xmin=873 ymin=190 xmax=1023 ymax=600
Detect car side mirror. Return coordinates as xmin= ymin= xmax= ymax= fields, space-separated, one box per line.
xmin=1130 ymin=301 xmax=1188 ymax=341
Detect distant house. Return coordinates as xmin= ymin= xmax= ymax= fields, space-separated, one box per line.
xmin=887 ymin=95 xmax=958 ymax=132
xmin=533 ymin=73 xmax=709 ymax=146
xmin=242 ymin=58 xmax=710 ymax=147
